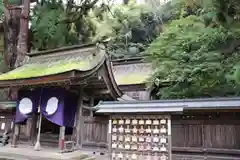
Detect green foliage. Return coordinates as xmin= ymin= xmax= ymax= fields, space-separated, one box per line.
xmin=31 ymin=1 xmax=71 ymax=49
xmin=30 ymin=1 xmax=162 ymax=58
xmin=0 ymin=0 xmax=22 ymax=20
xmin=146 ymin=5 xmax=240 ymax=99
xmin=30 ymin=0 xmax=99 ymax=50
xmin=90 ymin=3 xmax=161 ymax=59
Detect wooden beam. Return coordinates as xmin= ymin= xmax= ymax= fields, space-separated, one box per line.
xmin=82 ymin=105 xmax=97 ymax=111
xmin=0 ymin=71 xmax=74 ymax=88
xmin=118 ymin=84 xmax=146 ymax=91
xmin=85 ymin=89 xmax=110 ymax=95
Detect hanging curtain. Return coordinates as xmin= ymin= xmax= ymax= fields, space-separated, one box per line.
xmin=63 ymin=91 xmax=78 ymax=127
xmin=40 ymin=88 xmax=78 ymax=127
xmin=15 ymin=89 xmax=41 ymax=124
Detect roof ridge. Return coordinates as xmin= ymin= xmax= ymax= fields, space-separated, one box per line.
xmin=100 ymin=97 xmax=240 ymax=104
xmin=28 ymin=43 xmax=96 ymax=57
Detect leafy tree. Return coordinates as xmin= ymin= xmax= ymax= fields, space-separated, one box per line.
xmin=90 ymin=2 xmax=162 ymax=59
xmin=146 ymin=0 xmax=240 ymax=99
xmin=30 ymin=0 xmax=99 ymax=50
xmin=30 ymin=0 xmax=162 ymax=59
xmin=0 ymin=0 xmax=22 ymax=19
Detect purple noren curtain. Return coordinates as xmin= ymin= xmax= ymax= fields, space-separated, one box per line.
xmin=40 ymin=88 xmax=78 ymax=127
xmin=15 ymin=89 xmax=41 ymax=124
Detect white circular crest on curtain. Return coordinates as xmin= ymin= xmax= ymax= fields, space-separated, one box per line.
xmin=19 ymin=98 xmax=33 ymax=115
xmin=46 ymin=97 xmax=59 ymax=115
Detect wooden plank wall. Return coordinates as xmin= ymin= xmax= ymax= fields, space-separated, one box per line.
xmin=82 ymin=116 xmax=108 ymax=149
xmin=171 ymin=113 xmax=240 ymax=160
xmin=124 ymin=90 xmax=150 ymax=100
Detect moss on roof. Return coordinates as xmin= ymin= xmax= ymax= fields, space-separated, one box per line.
xmin=113 ymin=63 xmax=152 ymax=85
xmin=0 ymin=48 xmax=105 ymax=81
xmin=115 ymin=73 xmax=150 ymax=85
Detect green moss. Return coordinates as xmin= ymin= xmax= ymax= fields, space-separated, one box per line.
xmin=116 ymin=74 xmax=150 ymax=85
xmin=0 ymin=50 xmax=104 ymax=80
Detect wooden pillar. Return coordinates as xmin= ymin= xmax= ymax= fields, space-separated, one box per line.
xmin=34 ymin=112 xmax=42 ymax=151
xmin=30 ymin=113 xmax=37 ymax=146
xmin=26 ymin=118 xmax=32 ymax=140
xmin=59 ymin=126 xmax=65 ymax=152
xmin=75 ymin=88 xmax=83 ymax=148
xmin=11 ymin=124 xmax=20 ymax=147
xmin=4 ymin=116 xmax=12 ymax=132
xmin=89 ymin=97 xmax=94 ymax=117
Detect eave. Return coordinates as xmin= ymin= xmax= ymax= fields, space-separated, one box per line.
xmin=0 ymin=71 xmax=75 ymax=88
xmin=95 ymin=97 xmax=240 ymax=114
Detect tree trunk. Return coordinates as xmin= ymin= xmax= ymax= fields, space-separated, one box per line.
xmin=15 ymin=0 xmax=30 ymax=68
xmin=5 ymin=0 xmax=31 ymax=147
xmin=3 ymin=8 xmax=21 ymax=70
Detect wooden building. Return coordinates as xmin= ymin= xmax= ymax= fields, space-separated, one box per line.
xmin=0 ymin=41 xmax=239 ymax=160
xmin=96 ymin=98 xmax=240 ymax=160
xmin=0 ymin=43 xmax=136 ymax=150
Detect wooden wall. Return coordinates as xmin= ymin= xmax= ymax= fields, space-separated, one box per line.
xmin=82 ymin=116 xmax=108 ymax=149
xmin=13 ymin=107 xmax=240 ymax=160
xmin=171 ymin=113 xmax=240 ymax=160
xmin=124 ymin=90 xmax=150 ymax=100
xmin=70 ymin=110 xmax=240 ymax=159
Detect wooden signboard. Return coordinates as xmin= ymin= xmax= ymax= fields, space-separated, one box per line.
xmin=109 ymin=115 xmax=172 ymax=160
